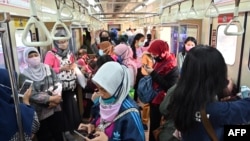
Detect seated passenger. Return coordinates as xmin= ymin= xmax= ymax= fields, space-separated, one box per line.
xmin=167 ymin=45 xmax=250 ymax=141
xmin=0 ymin=68 xmax=39 ymax=141
xmin=20 ymin=47 xmax=63 ymax=141
xmin=78 ymin=62 xmax=145 ymax=141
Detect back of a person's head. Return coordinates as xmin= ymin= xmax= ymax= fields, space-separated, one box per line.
xmin=147 ymin=34 xmax=152 ymax=40
xmin=96 ymin=55 xmax=114 ymax=70
xmin=169 ymin=45 xmax=228 ymax=132
xmin=119 ymin=34 xmax=129 ymax=43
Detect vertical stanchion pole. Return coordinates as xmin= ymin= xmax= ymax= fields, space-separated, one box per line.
xmin=0 ymin=12 xmax=24 ymax=141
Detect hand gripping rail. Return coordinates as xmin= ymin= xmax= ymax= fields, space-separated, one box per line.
xmin=205 ymin=0 xmax=219 ymax=18
xmin=224 ymin=0 xmax=244 ymax=36
xmin=51 ymin=9 xmax=72 ymax=41
xmin=22 ymin=0 xmax=52 ymax=47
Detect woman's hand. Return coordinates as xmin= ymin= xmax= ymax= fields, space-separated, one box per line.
xmin=142 ymin=64 xmax=154 ymax=74
xmin=78 ymin=123 xmax=95 ymax=134
xmin=83 ymin=131 xmax=108 ymax=141
xmin=23 ymin=88 xmax=32 ymax=105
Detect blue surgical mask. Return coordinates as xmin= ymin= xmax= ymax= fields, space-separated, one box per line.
xmin=99 ymin=49 xmax=104 ymax=56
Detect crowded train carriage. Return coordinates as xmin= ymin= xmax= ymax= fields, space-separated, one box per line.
xmin=0 ymin=0 xmax=250 ymax=141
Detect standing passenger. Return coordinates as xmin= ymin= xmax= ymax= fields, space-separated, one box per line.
xmin=44 ymin=30 xmax=81 ymax=140
xmin=143 ymin=40 xmax=179 ymax=141
xmin=177 ymin=36 xmax=197 ymax=71
xmin=167 ymin=45 xmax=250 ymax=141
xmin=20 ymin=47 xmax=63 ymax=141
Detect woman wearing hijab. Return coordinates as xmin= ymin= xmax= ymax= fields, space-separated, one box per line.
xmin=20 ymin=47 xmax=63 ymax=141
xmin=143 ymin=39 xmax=179 ymax=141
xmin=98 ymin=41 xmax=118 ymax=61
xmin=78 ymin=62 xmax=145 ymax=141
xmin=44 ymin=30 xmax=81 ymax=140
xmin=114 ymin=43 xmax=137 ymax=88
xmin=0 ymin=68 xmax=39 ymax=141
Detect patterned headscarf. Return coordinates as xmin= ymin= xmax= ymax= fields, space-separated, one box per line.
xmin=99 ymin=41 xmax=114 ymax=55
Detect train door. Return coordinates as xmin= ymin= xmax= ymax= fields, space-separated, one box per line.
xmin=212 ymin=12 xmax=246 ymax=88
xmin=239 ymin=12 xmax=250 ymax=87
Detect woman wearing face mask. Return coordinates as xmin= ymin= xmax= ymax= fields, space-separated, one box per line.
xmin=143 ymin=39 xmax=179 ymax=141
xmin=98 ymin=41 xmax=118 ymax=61
xmin=78 ymin=62 xmax=145 ymax=141
xmin=130 ymin=33 xmax=145 ymax=102
xmin=20 ymin=47 xmax=63 ymax=141
xmin=177 ymin=36 xmax=197 ymax=72
xmin=44 ymin=30 xmax=81 ymax=141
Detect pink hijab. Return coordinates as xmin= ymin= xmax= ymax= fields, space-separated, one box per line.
xmin=114 ymin=43 xmax=137 ymax=76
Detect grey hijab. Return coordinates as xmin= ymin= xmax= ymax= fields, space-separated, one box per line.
xmin=53 ymin=30 xmax=70 ymax=58
xmin=22 ymin=47 xmax=47 ymax=81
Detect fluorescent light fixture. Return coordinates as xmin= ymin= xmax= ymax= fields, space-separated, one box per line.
xmin=125 ymin=15 xmax=129 ymax=17
xmin=145 ymin=0 xmax=156 ymax=5
xmin=41 ymin=6 xmax=56 ymax=14
xmin=87 ymin=0 xmax=96 ymax=6
xmin=135 ymin=6 xmax=143 ymax=12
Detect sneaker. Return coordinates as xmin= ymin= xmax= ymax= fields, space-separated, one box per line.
xmin=143 ymin=124 xmax=148 ymax=131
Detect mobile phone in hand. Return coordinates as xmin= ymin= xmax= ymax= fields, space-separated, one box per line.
xmin=19 ymin=80 xmax=33 ymax=95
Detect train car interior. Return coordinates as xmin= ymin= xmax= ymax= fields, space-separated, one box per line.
xmin=0 ymin=0 xmax=250 ymax=141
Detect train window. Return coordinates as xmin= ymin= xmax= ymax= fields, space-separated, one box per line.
xmin=216 ymin=25 xmax=237 ymax=65
xmin=15 ymin=29 xmax=32 ymax=72
xmin=160 ymin=27 xmax=171 ymax=50
xmin=0 ymin=39 xmax=5 ymax=68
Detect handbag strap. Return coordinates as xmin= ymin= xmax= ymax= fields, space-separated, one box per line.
xmin=98 ymin=108 xmax=139 ymax=131
xmin=200 ymin=108 xmax=219 ymax=141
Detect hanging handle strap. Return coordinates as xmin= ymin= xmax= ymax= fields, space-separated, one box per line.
xmin=22 ymin=0 xmax=52 ymax=47
xmin=200 ymin=108 xmax=219 ymax=141
xmin=186 ymin=0 xmax=198 ymax=19
xmin=224 ymin=0 xmax=244 ymax=36
xmin=205 ymin=0 xmax=219 ymax=18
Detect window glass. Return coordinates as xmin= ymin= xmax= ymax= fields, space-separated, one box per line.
xmin=15 ymin=29 xmax=32 ymax=72
xmin=216 ymin=25 xmax=237 ymax=65
xmin=0 ymin=39 xmax=5 ymax=68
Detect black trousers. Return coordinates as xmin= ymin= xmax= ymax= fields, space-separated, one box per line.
xmin=149 ymin=103 xmax=162 ymax=141
xmin=36 ymin=112 xmax=64 ymax=141
xmin=61 ymin=90 xmax=81 ymax=132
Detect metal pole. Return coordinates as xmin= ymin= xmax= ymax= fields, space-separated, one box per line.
xmin=0 ymin=12 xmax=25 ymax=141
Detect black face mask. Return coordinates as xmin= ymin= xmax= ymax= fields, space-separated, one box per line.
xmin=100 ymin=37 xmax=109 ymax=42
xmin=154 ymin=56 xmax=163 ymax=62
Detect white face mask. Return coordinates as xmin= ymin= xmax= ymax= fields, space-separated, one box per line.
xmin=138 ymin=41 xmax=144 ymax=47
xmin=185 ymin=45 xmax=193 ymax=51
xmin=27 ymin=56 xmax=40 ymax=67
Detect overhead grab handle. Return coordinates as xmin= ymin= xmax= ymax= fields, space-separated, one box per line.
xmin=0 ymin=12 xmax=11 ymax=23
xmin=205 ymin=0 xmax=219 ymax=18
xmin=224 ymin=0 xmax=244 ymax=36
xmin=59 ymin=4 xmax=74 ymax=21
xmin=186 ymin=0 xmax=198 ymax=19
xmin=22 ymin=0 xmax=52 ymax=47
xmin=51 ymin=20 xmax=72 ymax=40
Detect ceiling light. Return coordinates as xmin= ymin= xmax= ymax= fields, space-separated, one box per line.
xmin=135 ymin=6 xmax=143 ymax=12
xmin=145 ymin=0 xmax=156 ymax=6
